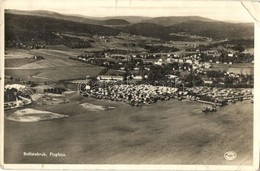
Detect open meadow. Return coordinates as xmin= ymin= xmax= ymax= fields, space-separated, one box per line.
xmin=5 ymin=47 xmax=104 ymax=82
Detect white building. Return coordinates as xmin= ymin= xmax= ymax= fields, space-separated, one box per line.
xmin=132 ymin=75 xmax=142 ymax=80
xmin=203 ymin=80 xmax=213 ymax=84
xmin=154 ymin=59 xmax=164 ymax=66
xmin=166 ymin=57 xmax=173 ymax=63
xmin=97 ymin=75 xmax=124 ymax=82
xmin=203 ymin=62 xmax=211 ymax=68
xmin=185 ymin=59 xmax=193 ymax=64
xmin=228 ymin=53 xmax=234 ymax=57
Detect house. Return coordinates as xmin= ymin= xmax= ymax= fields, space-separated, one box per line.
xmin=104 ymin=53 xmax=110 ymax=58
xmin=203 ymin=62 xmax=211 ymax=68
xmin=178 ymin=59 xmax=184 ymax=63
xmin=132 ymin=75 xmax=142 ymax=80
xmin=154 ymin=59 xmax=165 ymax=66
xmin=228 ymin=52 xmax=234 ymax=57
xmin=97 ymin=75 xmax=124 ymax=82
xmin=192 ymin=65 xmax=199 ymax=70
xmin=194 ymin=60 xmax=200 ymax=65
xmin=185 ymin=59 xmax=193 ymax=64
xmin=166 ymin=57 xmax=173 ymax=63
xmin=173 ymin=58 xmax=179 ymax=62
xmin=167 ymin=75 xmax=179 ymax=80
xmin=133 ymin=67 xmax=140 ymax=71
xmin=203 ymin=80 xmax=213 ymax=84
xmin=206 ymin=50 xmax=221 ymax=57
xmin=173 ymin=54 xmax=179 ymax=57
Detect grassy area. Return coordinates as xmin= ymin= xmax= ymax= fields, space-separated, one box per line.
xmin=32 ymin=66 xmax=103 ymax=81
xmin=5 ymin=58 xmax=37 ymax=67
xmin=5 ymin=69 xmax=41 ymax=80
xmin=5 ymin=48 xmax=34 ymax=59
xmin=5 ymin=47 xmax=104 ymax=82
xmin=5 ymin=66 xmax=103 ymax=82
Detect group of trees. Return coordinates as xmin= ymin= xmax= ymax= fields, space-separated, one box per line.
xmin=142 ymin=45 xmax=179 ymax=53
xmin=4 ymin=87 xmax=32 ymax=102
xmin=62 ymin=36 xmax=91 ymax=48
xmin=5 ymin=34 xmax=92 ymax=49
xmin=104 ymin=48 xmax=137 ymax=54
xmin=199 ymin=39 xmax=254 ymax=51
xmin=183 ymin=73 xmax=203 ymax=87
xmin=206 ymin=70 xmax=225 ymax=78
xmin=4 ymin=88 xmax=17 ymax=102
xmin=44 ymin=88 xmax=66 ymax=94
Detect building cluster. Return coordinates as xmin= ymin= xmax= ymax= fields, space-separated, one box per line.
xmin=71 ymin=50 xmax=254 ymax=88
xmin=81 ymin=81 xmax=253 ymax=106
xmin=186 ymin=87 xmax=253 ymax=104
xmin=83 ymin=84 xmax=178 ymax=106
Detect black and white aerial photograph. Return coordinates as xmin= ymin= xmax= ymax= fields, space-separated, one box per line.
xmin=1 ymin=0 xmax=259 ymax=170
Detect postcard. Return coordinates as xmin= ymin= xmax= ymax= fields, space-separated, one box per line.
xmin=0 ymin=0 xmax=259 ymax=170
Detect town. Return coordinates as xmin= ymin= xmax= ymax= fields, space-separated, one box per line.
xmin=5 ymin=44 xmax=254 ymax=110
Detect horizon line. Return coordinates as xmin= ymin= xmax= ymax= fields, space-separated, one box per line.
xmin=4 ymin=8 xmax=254 ymax=24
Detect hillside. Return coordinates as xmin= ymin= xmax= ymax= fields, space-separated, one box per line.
xmin=99 ymin=19 xmax=130 ymax=25
xmin=5 ymin=13 xmax=121 ymax=35
xmin=5 ymin=10 xmax=254 ymax=47
xmin=5 ymin=13 xmax=121 ymax=47
xmin=123 ymin=23 xmax=185 ymax=41
xmin=168 ymin=20 xmax=254 ymax=40
xmin=5 ymin=9 xmax=100 ymax=25
xmin=143 ymin=16 xmax=214 ymax=26
xmin=5 ymin=10 xmax=131 ymax=26
xmin=93 ymin=16 xmax=152 ymax=23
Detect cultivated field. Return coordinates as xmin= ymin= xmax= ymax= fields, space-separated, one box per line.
xmin=5 ymin=58 xmax=37 ymax=67
xmin=5 ymin=47 xmax=104 ymax=82
xmin=5 ymin=66 xmax=103 ymax=82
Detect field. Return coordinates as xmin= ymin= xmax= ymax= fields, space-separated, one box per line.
xmin=208 ymin=63 xmax=254 ymax=73
xmin=5 ymin=47 xmax=104 ymax=82
xmin=4 ymin=93 xmax=253 ymax=165
xmin=5 ymin=48 xmax=34 ymax=59
xmin=5 ymin=66 xmax=103 ymax=82
xmin=5 ymin=58 xmax=37 ymax=67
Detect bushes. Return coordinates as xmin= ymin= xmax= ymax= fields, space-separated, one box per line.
xmin=44 ymin=88 xmax=66 ymax=94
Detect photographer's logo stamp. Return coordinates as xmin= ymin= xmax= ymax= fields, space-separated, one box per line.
xmin=224 ymin=151 xmax=237 ymax=161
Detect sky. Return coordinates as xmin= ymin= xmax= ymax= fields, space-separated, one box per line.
xmin=2 ymin=0 xmax=256 ymax=23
